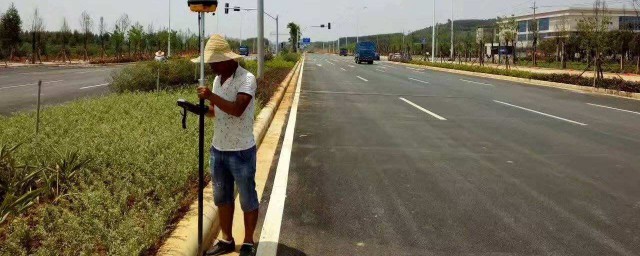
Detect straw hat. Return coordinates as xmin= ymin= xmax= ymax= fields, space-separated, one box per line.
xmin=191 ymin=34 xmax=242 ymax=63
xmin=155 ymin=50 xmax=165 ymax=57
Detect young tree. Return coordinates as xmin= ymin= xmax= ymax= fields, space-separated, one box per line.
xmin=498 ymin=15 xmax=517 ymax=69
xmin=30 ymin=8 xmax=44 ymax=64
xmin=114 ymin=14 xmax=130 ymax=59
xmin=79 ymin=11 xmax=94 ymax=61
xmin=577 ymin=0 xmax=612 ymax=86
xmin=59 ymin=18 xmax=71 ymax=62
xmin=99 ymin=17 xmax=106 ymax=60
xmin=630 ymin=33 xmax=640 ymax=74
xmin=610 ymin=30 xmax=633 ymax=71
xmin=554 ymin=15 xmax=570 ymax=69
xmin=287 ymin=22 xmax=300 ymax=53
xmin=0 ymin=3 xmax=22 ymax=62
xmin=128 ymin=22 xmax=144 ymax=58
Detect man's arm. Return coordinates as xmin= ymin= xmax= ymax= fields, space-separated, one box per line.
xmin=209 ymin=93 xmax=252 ymax=117
xmin=206 ymin=105 xmax=215 ymax=118
xmin=197 ymin=86 xmax=252 ymax=117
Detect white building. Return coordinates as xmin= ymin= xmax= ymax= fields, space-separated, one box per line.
xmin=513 ymin=7 xmax=640 ymax=48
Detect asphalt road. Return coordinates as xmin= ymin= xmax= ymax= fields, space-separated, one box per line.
xmin=0 ymin=65 xmax=122 ymax=115
xmin=257 ymin=54 xmax=640 ymax=255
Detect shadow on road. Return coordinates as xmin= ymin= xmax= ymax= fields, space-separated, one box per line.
xmin=256 ymin=242 xmax=307 ymax=256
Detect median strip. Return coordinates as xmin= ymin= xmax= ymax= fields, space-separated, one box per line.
xmin=408 ymin=77 xmax=429 ymax=84
xmin=494 ymin=100 xmax=587 ymax=126
xmin=399 ymin=97 xmax=447 ymax=120
xmin=587 ymin=103 xmax=640 ymax=115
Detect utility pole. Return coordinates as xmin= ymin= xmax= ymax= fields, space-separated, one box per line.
xmin=531 ymin=0 xmax=538 ymax=66
xmin=450 ymin=0 xmax=454 ymax=61
xmin=168 ymin=0 xmax=171 ymax=58
xmin=431 ymin=0 xmax=436 ymax=62
xmin=257 ymin=0 xmax=264 ymax=78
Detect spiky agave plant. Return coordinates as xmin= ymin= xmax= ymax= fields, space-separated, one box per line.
xmin=0 ymin=144 xmax=43 ymax=224
xmin=40 ymin=151 xmax=92 ymax=201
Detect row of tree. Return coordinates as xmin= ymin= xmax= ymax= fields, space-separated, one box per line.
xmin=0 ymin=3 xmax=205 ymax=64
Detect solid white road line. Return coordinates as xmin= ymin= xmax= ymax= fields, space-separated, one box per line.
xmin=0 ymin=80 xmax=64 ymax=90
xmin=375 ymin=68 xmax=386 ymax=72
xmin=494 ymin=100 xmax=587 ymax=126
xmin=79 ymin=83 xmax=110 ymax=90
xmin=356 ymin=76 xmax=369 ymax=82
xmin=408 ymin=77 xmax=429 ymax=84
xmin=460 ymin=79 xmax=494 ymax=87
xmin=340 ymin=68 xmax=347 ymax=71
xmin=587 ymin=103 xmax=640 ymax=115
xmin=255 ymin=58 xmax=305 ymax=256
xmin=316 ymin=64 xmax=322 ymax=67
xmin=399 ymin=97 xmax=447 ymax=120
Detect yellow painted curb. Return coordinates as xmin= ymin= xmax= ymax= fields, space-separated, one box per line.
xmin=157 ymin=57 xmax=304 ymax=256
xmin=392 ymin=61 xmax=640 ymax=101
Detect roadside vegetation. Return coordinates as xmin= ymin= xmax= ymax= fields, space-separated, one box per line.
xmin=406 ymin=59 xmax=640 ymax=93
xmin=0 ymin=53 xmax=299 ymax=254
xmin=0 ymin=3 xmax=280 ymax=65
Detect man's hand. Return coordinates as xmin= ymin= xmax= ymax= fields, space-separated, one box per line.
xmin=197 ymin=86 xmax=213 ymax=100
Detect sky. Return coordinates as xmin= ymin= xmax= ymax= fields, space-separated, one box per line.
xmin=0 ymin=0 xmax=634 ymax=43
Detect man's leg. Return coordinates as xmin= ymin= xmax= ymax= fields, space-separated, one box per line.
xmin=207 ymin=148 xmax=237 ymax=256
xmin=243 ymin=209 xmax=258 ymax=244
xmin=219 ymin=203 xmax=235 ymax=241
xmin=230 ymin=146 xmax=259 ymax=253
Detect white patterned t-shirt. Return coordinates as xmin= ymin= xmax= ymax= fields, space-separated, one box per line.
xmin=211 ymin=66 xmax=257 ymax=151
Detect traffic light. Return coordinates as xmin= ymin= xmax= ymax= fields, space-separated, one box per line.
xmin=224 ymin=3 xmax=229 ymax=14
xmin=328 ymin=23 xmax=331 ymax=29
xmin=320 ymin=24 xmax=325 ymax=28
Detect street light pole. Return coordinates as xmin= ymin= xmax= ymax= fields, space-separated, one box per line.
xmin=276 ymin=15 xmax=279 ymax=55
xmin=431 ymin=0 xmax=435 ymax=62
xmin=257 ymin=0 xmax=264 ymax=78
xmin=168 ymin=0 xmax=171 ymax=58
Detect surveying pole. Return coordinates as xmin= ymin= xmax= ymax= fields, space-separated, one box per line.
xmin=186 ymin=1 xmax=217 ymax=254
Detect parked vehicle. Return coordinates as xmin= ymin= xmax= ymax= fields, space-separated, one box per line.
xmin=339 ymin=48 xmax=348 ymax=56
xmin=239 ymin=46 xmax=250 ymax=56
xmin=355 ymin=41 xmax=376 ymax=64
xmin=389 ymin=52 xmax=412 ymax=62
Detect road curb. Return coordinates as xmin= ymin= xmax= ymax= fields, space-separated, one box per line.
xmin=392 ymin=61 xmax=640 ymax=101
xmin=157 ymin=57 xmax=304 ymax=256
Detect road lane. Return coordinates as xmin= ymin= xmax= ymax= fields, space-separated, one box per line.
xmin=0 ymin=65 xmax=122 ymax=115
xmin=258 ymin=54 xmax=640 ymax=255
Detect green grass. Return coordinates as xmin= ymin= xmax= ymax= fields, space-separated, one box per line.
xmin=0 ymin=89 xmax=267 ymax=255
xmin=0 ymin=53 xmax=298 ymax=254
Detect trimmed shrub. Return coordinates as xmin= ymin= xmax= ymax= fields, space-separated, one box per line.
xmin=408 ymin=60 xmax=640 ymax=93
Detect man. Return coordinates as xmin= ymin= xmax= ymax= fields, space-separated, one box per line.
xmin=194 ymin=34 xmax=258 ymax=256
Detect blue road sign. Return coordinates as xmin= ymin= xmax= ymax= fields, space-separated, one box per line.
xmin=302 ymin=38 xmax=311 ymax=43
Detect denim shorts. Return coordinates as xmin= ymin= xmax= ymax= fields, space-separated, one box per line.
xmin=210 ymin=145 xmax=259 ymax=212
